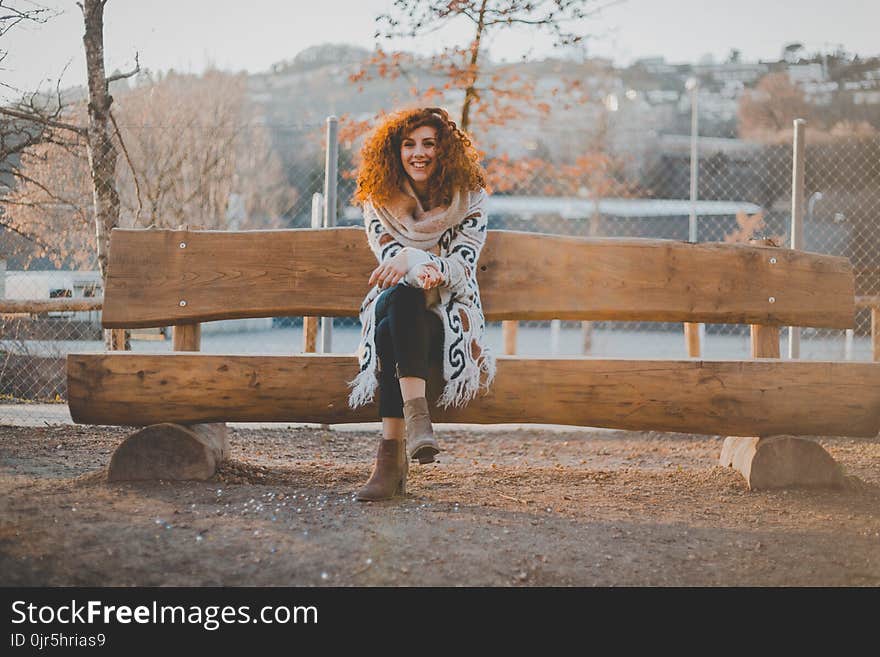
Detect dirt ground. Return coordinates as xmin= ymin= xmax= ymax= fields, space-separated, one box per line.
xmin=1 ymin=423 xmax=878 ymax=587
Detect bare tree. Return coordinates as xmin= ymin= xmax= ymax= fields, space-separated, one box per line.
xmin=112 ymin=70 xmax=295 ymax=230
xmin=0 ymin=2 xmax=84 ymax=264
xmin=357 ymin=0 xmax=619 ymax=133
xmin=5 ymin=70 xmax=295 ymax=270
xmin=341 ymin=0 xmax=636 ymax=206
xmin=3 ymin=134 xmax=94 ymax=269
xmin=1 ymin=0 xmax=137 ymax=283
xmin=0 ymin=1 xmax=70 ymax=184
xmin=79 ymin=0 xmax=138 ymax=280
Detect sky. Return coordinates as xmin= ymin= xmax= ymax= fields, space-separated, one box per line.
xmin=3 ymin=0 xmax=879 ymax=97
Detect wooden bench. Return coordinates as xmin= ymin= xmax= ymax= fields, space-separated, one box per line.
xmin=67 ymin=227 xmax=880 ymax=488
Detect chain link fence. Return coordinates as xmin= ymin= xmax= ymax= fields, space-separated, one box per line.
xmin=2 ymin=109 xmax=878 ymax=424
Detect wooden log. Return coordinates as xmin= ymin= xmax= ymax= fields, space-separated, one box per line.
xmin=108 ymin=422 xmax=229 ymax=481
xmin=724 ymin=242 xmax=790 ymax=488
xmin=172 ymin=323 xmax=200 ymax=351
xmin=303 ymin=316 xmax=319 ymax=353
xmin=0 ymin=298 xmax=104 ymax=314
xmin=719 ymin=436 xmax=844 ymax=490
xmin=750 ymin=325 xmax=780 ymax=358
xmin=130 ymin=327 xmax=166 ymax=341
xmin=108 ymin=321 xmax=228 ymax=481
xmin=67 ymin=353 xmax=880 ymax=437
xmin=749 ymin=239 xmax=781 ymax=360
xmin=732 ymin=215 xmax=797 ymax=504
xmin=684 ymin=322 xmax=701 ymax=357
xmin=502 ymin=320 xmax=518 ymax=355
xmin=100 ymin=228 xmax=855 ymax=329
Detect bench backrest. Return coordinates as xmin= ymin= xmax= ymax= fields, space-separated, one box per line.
xmin=101 ymin=227 xmax=855 ymax=330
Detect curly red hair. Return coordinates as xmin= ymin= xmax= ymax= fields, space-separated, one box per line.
xmin=353 ymin=107 xmax=486 ymax=208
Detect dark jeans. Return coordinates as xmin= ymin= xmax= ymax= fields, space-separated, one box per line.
xmin=374 ymin=283 xmax=444 ymax=419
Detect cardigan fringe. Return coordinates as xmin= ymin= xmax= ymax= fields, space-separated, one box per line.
xmin=346 ymin=300 xmax=498 ymax=411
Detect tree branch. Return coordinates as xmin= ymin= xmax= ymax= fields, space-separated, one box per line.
xmin=106 ymin=52 xmax=140 ymax=84
xmin=0 ymin=1 xmax=57 ymax=38
xmin=0 ymin=107 xmax=86 ymax=135
xmin=8 ymin=170 xmax=87 ymax=213
xmin=0 ymin=216 xmax=61 ymax=254
xmin=109 ymin=109 xmax=144 ymax=225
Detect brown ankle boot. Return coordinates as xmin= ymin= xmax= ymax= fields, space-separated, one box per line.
xmin=403 ymin=397 xmax=440 ymax=464
xmin=356 ymin=438 xmax=408 ymax=501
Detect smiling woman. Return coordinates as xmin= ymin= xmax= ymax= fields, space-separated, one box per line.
xmin=347 ymin=107 xmax=495 ymax=501
xmin=400 ymin=125 xmax=438 ymax=198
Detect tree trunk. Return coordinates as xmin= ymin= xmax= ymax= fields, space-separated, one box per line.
xmin=459 ymin=0 xmax=488 ymax=133
xmin=81 ymin=0 xmax=123 ymax=350
xmin=82 ymin=0 xmax=119 ymax=280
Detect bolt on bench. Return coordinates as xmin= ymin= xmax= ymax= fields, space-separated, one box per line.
xmin=67 ymin=227 xmax=880 ymax=488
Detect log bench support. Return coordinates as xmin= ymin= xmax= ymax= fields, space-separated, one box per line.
xmin=108 ymin=422 xmax=229 ymax=481
xmin=719 ymin=239 xmax=845 ymax=490
xmin=719 ymin=435 xmax=844 ymax=490
xmin=107 ymin=321 xmax=230 ymax=481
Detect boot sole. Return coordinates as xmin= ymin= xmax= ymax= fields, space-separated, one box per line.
xmin=410 ymin=444 xmax=440 ymax=464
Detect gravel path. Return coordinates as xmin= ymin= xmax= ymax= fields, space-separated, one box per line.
xmin=1 ymin=424 xmax=878 ymax=586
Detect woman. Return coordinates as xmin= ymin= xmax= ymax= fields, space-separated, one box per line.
xmin=347 ymin=107 xmax=496 ymax=501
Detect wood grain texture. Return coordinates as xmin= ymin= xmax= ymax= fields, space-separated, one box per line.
xmin=303 ymin=316 xmax=318 ymax=353
xmin=67 ymin=353 xmax=880 ymax=437
xmin=502 ymin=320 xmax=518 ymax=355
xmin=108 ymin=422 xmax=229 ymax=481
xmin=749 ymin=240 xmax=782 ymax=359
xmin=172 ymin=323 xmax=200 ymax=351
xmin=750 ymin=325 xmax=780 ymax=358
xmin=100 ymin=228 xmax=856 ymax=329
xmin=719 ymin=436 xmax=844 ymax=490
xmin=684 ymin=322 xmax=701 ymax=357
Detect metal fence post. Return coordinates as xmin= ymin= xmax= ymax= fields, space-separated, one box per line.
xmin=684 ymin=76 xmax=702 ymax=357
xmin=687 ymin=78 xmax=700 ymax=244
xmin=321 ymin=115 xmax=338 ymax=354
xmin=302 ymin=192 xmax=324 ymax=353
xmin=788 ymin=118 xmax=806 ymax=360
xmin=311 ymin=191 xmax=324 ymax=229
xmin=0 ymin=259 xmax=5 ymax=300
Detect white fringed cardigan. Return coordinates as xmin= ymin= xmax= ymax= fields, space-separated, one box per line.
xmin=347 ymin=187 xmax=496 ymax=410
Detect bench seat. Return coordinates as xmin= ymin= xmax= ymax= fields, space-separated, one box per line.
xmin=68 ymin=353 xmax=880 ymax=437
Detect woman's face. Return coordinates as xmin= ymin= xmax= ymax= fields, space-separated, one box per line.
xmin=400 ymin=125 xmax=438 ymax=189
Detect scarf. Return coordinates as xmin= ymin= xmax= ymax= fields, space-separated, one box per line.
xmin=372 ymin=180 xmax=468 ymax=249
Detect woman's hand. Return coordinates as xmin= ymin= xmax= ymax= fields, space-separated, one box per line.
xmin=369 ymin=250 xmax=409 ymax=289
xmin=416 ymin=263 xmax=443 ymax=289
